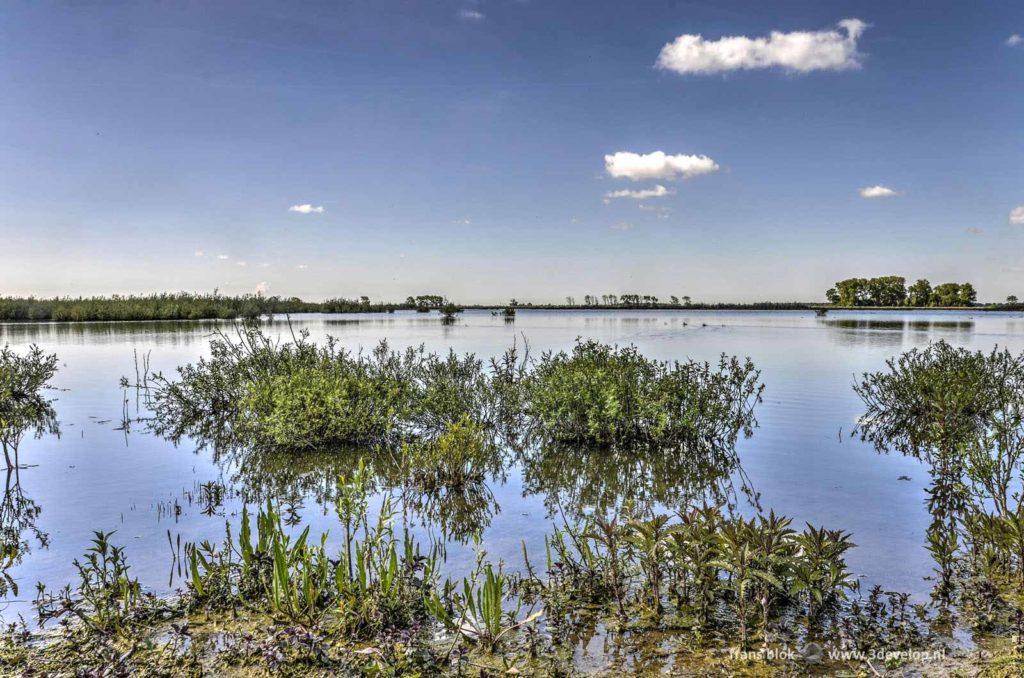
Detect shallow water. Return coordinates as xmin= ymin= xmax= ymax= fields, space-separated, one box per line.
xmin=2 ymin=308 xmax=1023 ymax=624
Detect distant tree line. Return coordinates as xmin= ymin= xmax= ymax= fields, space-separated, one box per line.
xmin=0 ymin=292 xmax=479 ymax=322
xmin=825 ymin=277 xmax=977 ymax=307
xmin=564 ymin=294 xmax=694 ymax=308
xmin=0 ymin=293 xmax=412 ymax=322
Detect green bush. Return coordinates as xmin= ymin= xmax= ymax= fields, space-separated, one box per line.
xmin=145 ymin=329 xmax=763 ymax=454
xmin=0 ymin=344 xmax=59 ymax=468
xmin=526 ymin=339 xmax=762 ymax=445
xmin=240 ymin=366 xmax=406 ymax=449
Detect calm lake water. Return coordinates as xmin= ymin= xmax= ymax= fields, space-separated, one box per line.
xmin=3 ymin=309 xmax=1023 ymax=625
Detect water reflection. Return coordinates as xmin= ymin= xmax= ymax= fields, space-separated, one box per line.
xmin=0 ymin=467 xmax=47 ymax=597
xmin=176 ymin=423 xmax=752 ymax=556
xmin=821 ymin=318 xmax=974 ymax=333
xmin=519 ymin=439 xmax=749 ymax=520
xmin=207 ymin=441 xmax=510 ymax=543
xmin=821 ymin=317 xmax=974 ymax=349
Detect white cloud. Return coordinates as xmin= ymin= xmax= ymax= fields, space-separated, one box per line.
xmin=604 ymin=184 xmax=673 ymax=201
xmin=255 ymin=281 xmax=270 ymax=295
xmin=289 ymin=204 xmax=325 ymax=214
xmin=458 ymin=8 xmax=484 ymax=21
xmin=217 ymin=254 xmax=230 ymax=260
xmin=296 ymin=264 xmax=308 ymax=270
xmin=639 ymin=203 xmax=672 ymax=219
xmin=194 ymin=250 xmax=205 ymax=257
xmin=859 ymin=185 xmax=899 ymax=198
xmin=236 ymin=261 xmax=248 ymax=267
xmin=452 ymin=217 xmax=472 ymax=225
xmin=604 ymin=151 xmax=719 ymax=181
xmin=1008 ymin=34 xmax=1023 ymax=47
xmin=656 ymin=18 xmax=867 ymax=75
xmin=1010 ymin=206 xmax=1024 ymax=224
xmin=610 ymin=221 xmax=635 ymax=231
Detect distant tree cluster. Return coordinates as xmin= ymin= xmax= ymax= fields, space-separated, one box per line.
xmin=404 ymin=295 xmax=446 ymax=311
xmin=825 ymin=277 xmax=977 ymax=307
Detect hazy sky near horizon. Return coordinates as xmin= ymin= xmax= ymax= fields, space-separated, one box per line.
xmin=2 ymin=1 xmax=1023 ymax=303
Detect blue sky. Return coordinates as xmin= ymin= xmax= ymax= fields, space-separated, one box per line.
xmin=1 ymin=1 xmax=1022 ymax=302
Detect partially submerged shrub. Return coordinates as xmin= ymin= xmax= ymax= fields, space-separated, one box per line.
xmin=855 ymin=341 xmax=1024 ymax=613
xmin=140 ymin=327 xmax=762 ymax=465
xmin=142 ymin=321 xmax=513 ymax=450
xmin=240 ymin=364 xmax=407 ymax=449
xmin=0 ymin=344 xmax=59 ymax=469
xmin=525 ymin=339 xmax=763 ymax=446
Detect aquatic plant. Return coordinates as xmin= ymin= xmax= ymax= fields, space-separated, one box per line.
xmin=526 ymin=339 xmax=763 ymax=446
xmin=789 ymin=523 xmax=857 ymax=622
xmin=580 ymin=514 xmax=629 ymax=617
xmin=624 ymin=513 xmax=675 ymax=615
xmin=8 ymin=478 xmax=948 ymax=675
xmin=429 ymin=560 xmax=543 ymax=652
xmin=240 ymin=361 xmax=408 ymax=449
xmin=143 ymin=325 xmax=767 ymax=463
xmin=140 ymin=321 xmax=521 ymax=450
xmin=185 ymin=497 xmax=440 ymax=639
xmin=439 ymin=302 xmax=463 ymax=325
xmin=35 ymin=531 xmax=157 ymax=636
xmin=711 ymin=517 xmax=784 ymax=647
xmin=668 ymin=504 xmax=723 ymax=627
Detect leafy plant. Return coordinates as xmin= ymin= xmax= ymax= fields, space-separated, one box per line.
xmin=526 ymin=339 xmax=762 ymax=446
xmin=35 ymin=531 xmax=153 ymax=637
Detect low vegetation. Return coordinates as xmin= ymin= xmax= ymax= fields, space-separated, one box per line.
xmin=139 ymin=322 xmax=521 ymax=450
xmin=13 ymin=332 xmax=1024 ymax=672
xmin=526 ymin=339 xmax=762 ymax=446
xmin=136 ymin=322 xmax=761 ymax=457
xmin=3 ymin=469 xmax=946 ymax=675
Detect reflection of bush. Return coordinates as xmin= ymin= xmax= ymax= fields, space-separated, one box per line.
xmin=212 ymin=422 xmax=507 ymax=543
xmin=0 ymin=468 xmax=47 ymax=597
xmin=520 ymin=438 xmax=748 ymax=520
xmin=0 ymin=344 xmax=58 ymax=597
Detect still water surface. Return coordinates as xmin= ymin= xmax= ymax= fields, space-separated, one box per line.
xmin=3 ymin=309 xmax=1023 ymax=623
